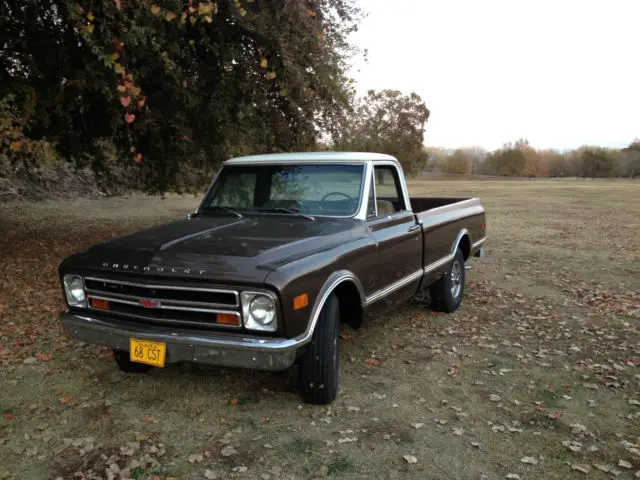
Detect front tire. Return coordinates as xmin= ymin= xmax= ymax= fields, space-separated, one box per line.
xmin=430 ymin=248 xmax=466 ymax=313
xmin=299 ymin=293 xmax=340 ymax=405
xmin=113 ymin=349 xmax=153 ymax=373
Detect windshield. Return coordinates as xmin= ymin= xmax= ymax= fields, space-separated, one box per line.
xmin=200 ymin=164 xmax=365 ymax=217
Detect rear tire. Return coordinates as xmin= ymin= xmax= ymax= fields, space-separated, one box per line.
xmin=430 ymin=248 xmax=465 ymax=313
xmin=113 ymin=349 xmax=153 ymax=373
xmin=299 ymin=293 xmax=340 ymax=405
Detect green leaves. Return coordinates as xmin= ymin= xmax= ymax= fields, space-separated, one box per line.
xmin=3 ymin=0 xmax=363 ymax=192
xmin=334 ymin=90 xmax=430 ymax=175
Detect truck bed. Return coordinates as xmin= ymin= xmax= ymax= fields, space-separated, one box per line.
xmin=409 ymin=197 xmax=473 ymax=212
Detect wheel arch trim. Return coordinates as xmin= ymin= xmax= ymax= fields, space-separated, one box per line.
xmin=451 ymin=228 xmax=472 ymax=258
xmin=295 ymin=271 xmax=365 ymax=346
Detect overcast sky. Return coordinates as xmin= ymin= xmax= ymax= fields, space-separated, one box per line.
xmin=347 ymin=0 xmax=639 ymax=151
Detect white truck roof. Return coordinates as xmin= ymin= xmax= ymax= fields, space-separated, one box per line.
xmin=224 ymin=151 xmax=399 ymax=165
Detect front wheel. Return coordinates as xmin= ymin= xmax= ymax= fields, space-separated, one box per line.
xmin=430 ymin=248 xmax=466 ymax=313
xmin=299 ymin=293 xmax=340 ymax=404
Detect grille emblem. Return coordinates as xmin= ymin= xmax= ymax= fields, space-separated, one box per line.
xmin=139 ymin=299 xmax=159 ymax=308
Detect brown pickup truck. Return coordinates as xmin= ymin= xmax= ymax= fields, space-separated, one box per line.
xmin=58 ymin=152 xmax=487 ymax=404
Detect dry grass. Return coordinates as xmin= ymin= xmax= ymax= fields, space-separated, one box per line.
xmin=1 ymin=180 xmax=639 ymax=480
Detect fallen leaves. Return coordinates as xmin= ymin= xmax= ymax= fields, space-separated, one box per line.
xmin=618 ymin=459 xmax=633 ymax=469
xmin=571 ymin=464 xmax=591 ymax=474
xmin=144 ymin=415 xmax=158 ymax=424
xmin=220 ymin=445 xmax=237 ymax=457
xmin=59 ymin=397 xmax=73 ymax=404
xmin=403 ymin=455 xmax=417 ymax=464
xmin=363 ymin=358 xmax=381 ymax=367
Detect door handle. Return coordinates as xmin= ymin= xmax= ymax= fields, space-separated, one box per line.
xmin=408 ymin=224 xmax=421 ymax=232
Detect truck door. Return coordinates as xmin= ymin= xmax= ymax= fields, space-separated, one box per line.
xmin=365 ymin=164 xmax=423 ymax=304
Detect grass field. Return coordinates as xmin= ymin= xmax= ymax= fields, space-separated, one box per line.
xmin=1 ymin=179 xmax=639 ymax=480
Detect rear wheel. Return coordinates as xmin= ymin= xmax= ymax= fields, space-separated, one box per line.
xmin=113 ymin=349 xmax=153 ymax=373
xmin=299 ymin=293 xmax=340 ymax=404
xmin=430 ymin=248 xmax=466 ymax=313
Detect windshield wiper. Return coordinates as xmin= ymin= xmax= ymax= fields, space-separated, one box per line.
xmin=258 ymin=207 xmax=315 ymax=221
xmin=201 ymin=205 xmax=243 ymax=218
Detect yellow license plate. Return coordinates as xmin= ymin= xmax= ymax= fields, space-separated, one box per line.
xmin=129 ymin=339 xmax=166 ymax=367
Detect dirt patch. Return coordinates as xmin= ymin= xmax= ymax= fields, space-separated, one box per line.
xmin=1 ymin=180 xmax=639 ymax=479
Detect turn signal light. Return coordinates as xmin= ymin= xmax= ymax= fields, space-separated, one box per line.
xmin=293 ymin=293 xmax=309 ymax=310
xmin=90 ymin=298 xmax=109 ymax=310
xmin=217 ymin=313 xmax=240 ymax=326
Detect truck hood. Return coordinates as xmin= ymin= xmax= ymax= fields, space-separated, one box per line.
xmin=82 ymin=215 xmax=357 ymax=284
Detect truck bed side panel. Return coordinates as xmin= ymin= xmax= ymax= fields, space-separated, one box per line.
xmin=416 ymin=198 xmax=486 ymax=285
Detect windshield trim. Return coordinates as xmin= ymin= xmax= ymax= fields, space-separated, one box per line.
xmin=197 ymin=162 xmax=368 ymax=220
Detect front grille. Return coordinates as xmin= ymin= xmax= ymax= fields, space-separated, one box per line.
xmin=84 ymin=277 xmax=240 ymax=329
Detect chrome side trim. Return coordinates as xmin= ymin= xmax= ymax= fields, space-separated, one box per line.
xmin=84 ymin=277 xmax=239 ymax=307
xmin=424 ymin=255 xmax=454 ymax=274
xmin=472 ymin=237 xmax=487 ymax=249
xmin=364 ymin=269 xmax=424 ymax=306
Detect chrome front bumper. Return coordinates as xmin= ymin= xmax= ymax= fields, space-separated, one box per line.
xmin=60 ymin=312 xmax=299 ymax=371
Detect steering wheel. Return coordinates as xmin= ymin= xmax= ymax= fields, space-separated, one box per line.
xmin=321 ymin=192 xmax=353 ymax=202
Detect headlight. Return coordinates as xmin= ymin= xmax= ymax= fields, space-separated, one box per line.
xmin=63 ymin=275 xmax=86 ymax=307
xmin=241 ymin=292 xmax=277 ymax=332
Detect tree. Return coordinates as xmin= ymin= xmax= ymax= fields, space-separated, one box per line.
xmin=332 ymin=89 xmax=430 ymax=176
xmin=1 ymin=0 xmax=362 ymax=192
xmin=577 ymin=147 xmax=618 ymax=178
xmin=438 ymin=149 xmax=472 ymax=175
xmin=621 ymin=139 xmax=640 ymax=178
xmin=484 ymin=139 xmax=529 ymax=176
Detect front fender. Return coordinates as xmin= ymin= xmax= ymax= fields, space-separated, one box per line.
xmin=296 ymin=270 xmax=365 ymax=344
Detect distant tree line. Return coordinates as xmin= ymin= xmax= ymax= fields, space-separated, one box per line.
xmin=427 ymin=139 xmax=640 ymax=178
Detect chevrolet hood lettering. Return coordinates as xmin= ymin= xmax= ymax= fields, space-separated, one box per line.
xmin=85 ymin=216 xmax=356 ymax=284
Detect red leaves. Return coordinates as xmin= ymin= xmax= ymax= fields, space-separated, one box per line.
xmin=137 ymin=97 xmax=146 ymax=108
xmin=144 ymin=415 xmax=158 ymax=423
xmin=114 ymin=0 xmax=121 ymax=10
xmin=364 ymin=358 xmax=381 ymax=367
xmin=36 ymin=353 xmax=52 ymax=362
xmin=120 ymin=96 xmax=131 ymax=107
xmin=124 ymin=113 xmax=135 ymax=124
xmin=59 ymin=397 xmax=73 ymax=404
xmin=134 ymin=153 xmax=142 ymax=164
xmin=339 ymin=332 xmax=352 ymax=340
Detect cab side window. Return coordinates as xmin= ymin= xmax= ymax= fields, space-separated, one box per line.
xmin=373 ymin=165 xmax=406 ymax=216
